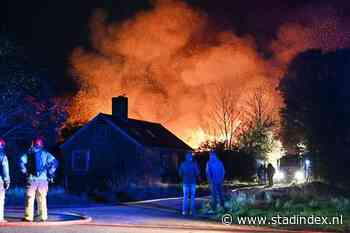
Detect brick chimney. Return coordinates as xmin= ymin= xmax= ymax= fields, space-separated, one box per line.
xmin=112 ymin=96 xmax=128 ymax=121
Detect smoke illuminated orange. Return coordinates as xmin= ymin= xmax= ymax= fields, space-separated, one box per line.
xmin=68 ymin=0 xmax=350 ymax=148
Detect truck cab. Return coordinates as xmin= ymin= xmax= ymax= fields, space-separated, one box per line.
xmin=276 ymin=154 xmax=308 ymax=183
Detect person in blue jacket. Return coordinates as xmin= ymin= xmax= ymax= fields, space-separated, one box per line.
xmin=206 ymin=152 xmax=225 ymax=211
xmin=20 ymin=137 xmax=58 ymax=222
xmin=178 ymin=152 xmax=199 ymax=216
xmin=0 ymin=138 xmax=10 ymax=222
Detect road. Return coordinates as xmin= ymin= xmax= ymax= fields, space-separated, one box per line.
xmin=0 ymin=205 xmax=270 ymax=233
xmin=0 ymin=197 xmax=321 ymax=233
xmin=0 ymin=225 xmax=271 ymax=233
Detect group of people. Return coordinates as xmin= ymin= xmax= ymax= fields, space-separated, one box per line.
xmin=0 ymin=137 xmax=58 ymax=222
xmin=257 ymin=163 xmax=275 ymax=186
xmin=178 ymin=152 xmax=280 ymax=216
xmin=178 ymin=152 xmax=225 ymax=216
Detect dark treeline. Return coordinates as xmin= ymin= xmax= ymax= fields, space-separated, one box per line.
xmin=0 ymin=35 xmax=68 ymax=185
xmin=279 ymin=48 xmax=350 ymax=187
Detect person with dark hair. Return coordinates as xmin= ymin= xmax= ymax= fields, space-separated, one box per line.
xmin=257 ymin=163 xmax=266 ymax=185
xmin=267 ymin=163 xmax=275 ymax=187
xmin=206 ymin=152 xmax=225 ymax=211
xmin=19 ymin=137 xmax=58 ymax=222
xmin=0 ymin=138 xmax=10 ymax=222
xmin=178 ymin=152 xmax=199 ymax=216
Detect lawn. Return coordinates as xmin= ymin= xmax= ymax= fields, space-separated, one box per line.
xmin=200 ymin=187 xmax=350 ymax=232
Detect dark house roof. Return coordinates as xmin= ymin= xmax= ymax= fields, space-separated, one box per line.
xmin=100 ymin=114 xmax=192 ymax=150
xmin=61 ymin=113 xmax=192 ymax=151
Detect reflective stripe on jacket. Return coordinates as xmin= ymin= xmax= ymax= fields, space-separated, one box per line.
xmin=20 ymin=150 xmax=58 ymax=180
xmin=0 ymin=153 xmax=10 ymax=184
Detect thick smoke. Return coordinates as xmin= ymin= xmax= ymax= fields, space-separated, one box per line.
xmin=271 ymin=5 xmax=350 ymax=66
xmin=69 ymin=0 xmax=349 ymax=147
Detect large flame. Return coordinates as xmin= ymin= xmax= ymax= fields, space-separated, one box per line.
xmin=68 ymin=0 xmax=350 ymax=148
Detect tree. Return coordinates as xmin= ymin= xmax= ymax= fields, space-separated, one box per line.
xmin=0 ymin=34 xmax=69 ymax=185
xmin=197 ymin=139 xmax=226 ymax=152
xmin=205 ymin=85 xmax=242 ymax=150
xmin=238 ymin=87 xmax=277 ymax=161
xmin=59 ymin=121 xmax=84 ymax=143
xmin=0 ymin=35 xmax=68 ymax=145
xmin=279 ymin=49 xmax=350 ymax=184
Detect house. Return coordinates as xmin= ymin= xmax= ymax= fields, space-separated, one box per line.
xmin=60 ymin=96 xmax=192 ymax=193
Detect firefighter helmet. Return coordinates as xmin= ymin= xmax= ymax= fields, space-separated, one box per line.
xmin=0 ymin=138 xmax=5 ymax=147
xmin=33 ymin=137 xmax=44 ymax=148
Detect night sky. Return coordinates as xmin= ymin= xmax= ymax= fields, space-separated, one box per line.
xmin=2 ymin=0 xmax=350 ymax=94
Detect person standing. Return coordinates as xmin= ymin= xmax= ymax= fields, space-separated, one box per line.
xmin=267 ymin=163 xmax=275 ymax=187
xmin=20 ymin=137 xmax=58 ymax=222
xmin=178 ymin=152 xmax=199 ymax=216
xmin=304 ymin=159 xmax=311 ymax=183
xmin=0 ymin=138 xmax=10 ymax=222
xmin=262 ymin=163 xmax=267 ymax=185
xmin=206 ymin=152 xmax=225 ymax=211
xmin=257 ymin=163 xmax=266 ymax=185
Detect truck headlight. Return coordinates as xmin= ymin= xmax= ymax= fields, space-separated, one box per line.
xmin=275 ymin=170 xmax=285 ymax=181
xmin=305 ymin=159 xmax=310 ymax=167
xmin=294 ymin=170 xmax=304 ymax=182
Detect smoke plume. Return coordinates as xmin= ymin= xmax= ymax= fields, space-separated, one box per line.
xmin=69 ymin=0 xmax=350 ymax=148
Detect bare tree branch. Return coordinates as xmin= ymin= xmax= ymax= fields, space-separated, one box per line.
xmin=204 ymin=85 xmax=242 ymax=150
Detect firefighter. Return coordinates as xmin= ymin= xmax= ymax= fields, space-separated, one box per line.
xmin=178 ymin=152 xmax=200 ymax=216
xmin=206 ymin=152 xmax=226 ymax=212
xmin=267 ymin=163 xmax=275 ymax=187
xmin=20 ymin=137 xmax=58 ymax=222
xmin=0 ymin=138 xmax=10 ymax=222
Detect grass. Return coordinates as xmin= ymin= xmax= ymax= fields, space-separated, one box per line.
xmin=200 ymin=195 xmax=350 ymax=232
xmin=5 ymin=186 xmax=91 ymax=206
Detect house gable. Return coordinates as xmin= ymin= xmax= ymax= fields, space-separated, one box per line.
xmin=61 ymin=115 xmax=146 ymax=182
xmin=60 ymin=114 xmax=144 ymax=150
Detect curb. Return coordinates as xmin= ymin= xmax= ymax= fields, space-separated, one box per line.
xmin=0 ymin=212 xmax=92 ymax=227
xmin=81 ymin=222 xmax=334 ymax=233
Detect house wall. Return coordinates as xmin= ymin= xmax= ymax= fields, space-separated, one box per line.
xmin=61 ymin=116 xmax=190 ymax=194
xmin=61 ymin=117 xmax=146 ymax=193
xmin=150 ymin=148 xmax=187 ymax=183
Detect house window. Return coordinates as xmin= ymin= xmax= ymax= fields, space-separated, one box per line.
xmin=160 ymin=153 xmax=178 ymax=183
xmin=72 ymin=150 xmax=90 ymax=172
xmin=160 ymin=153 xmax=171 ymax=172
xmin=172 ymin=153 xmax=179 ymax=170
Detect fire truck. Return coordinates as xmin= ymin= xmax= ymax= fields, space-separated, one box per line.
xmin=275 ymin=154 xmax=311 ymax=183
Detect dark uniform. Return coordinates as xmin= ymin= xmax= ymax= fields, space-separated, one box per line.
xmin=267 ymin=163 xmax=275 ymax=187
xmin=20 ymin=138 xmax=58 ymax=222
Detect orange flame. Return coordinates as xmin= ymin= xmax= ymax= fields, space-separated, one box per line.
xmin=68 ymin=1 xmax=350 ymax=148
